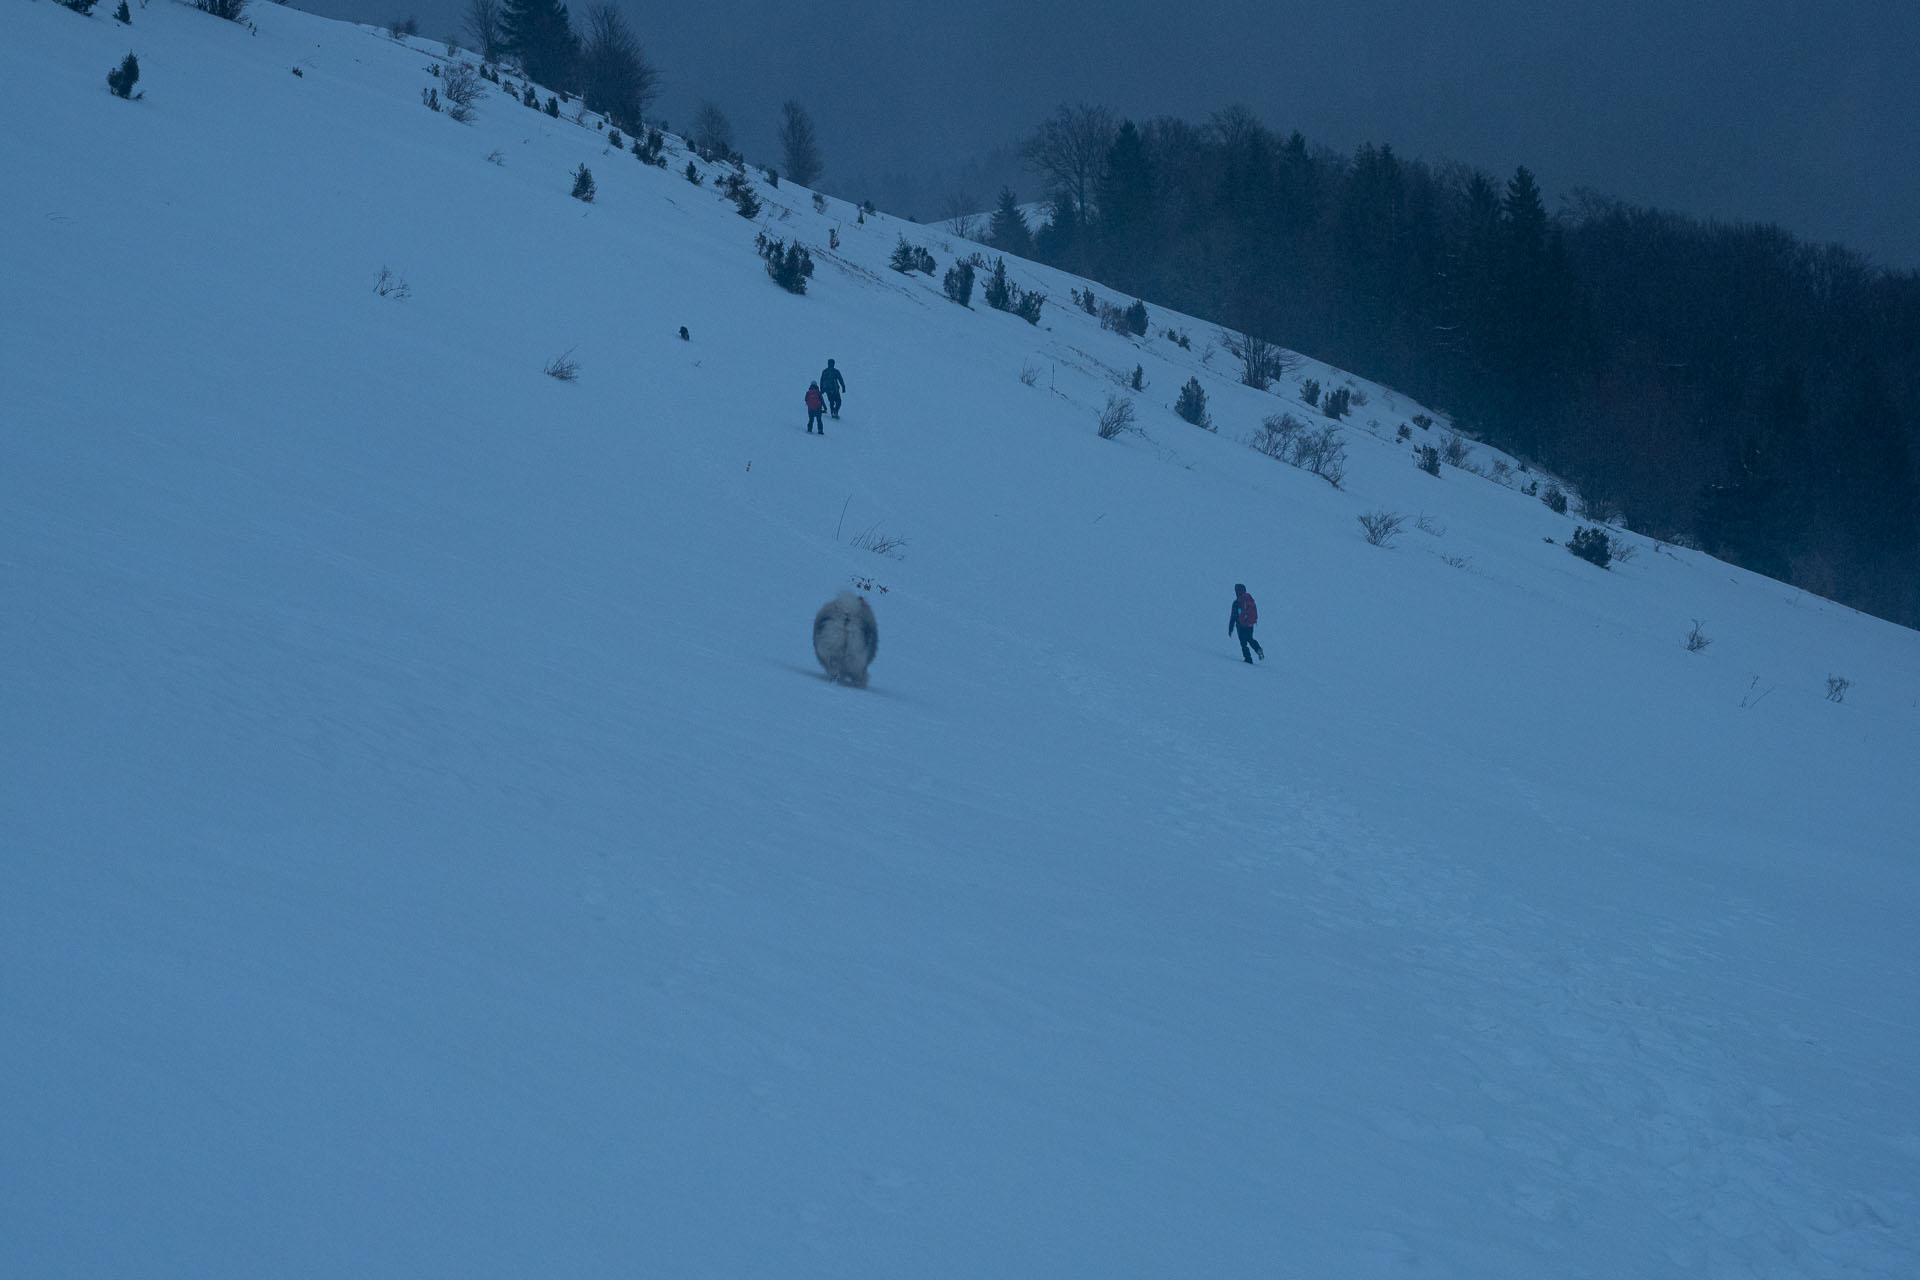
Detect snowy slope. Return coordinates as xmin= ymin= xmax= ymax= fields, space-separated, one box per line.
xmin=4 ymin=5 xmax=1918 ymax=1277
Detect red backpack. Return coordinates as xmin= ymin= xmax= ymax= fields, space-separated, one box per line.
xmin=1237 ymin=591 xmax=1258 ymax=627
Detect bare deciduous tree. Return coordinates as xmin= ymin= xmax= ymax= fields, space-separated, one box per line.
xmin=464 ymin=0 xmax=506 ymax=63
xmin=1221 ymin=328 xmax=1295 ymax=390
xmin=578 ymin=4 xmax=656 ymax=135
xmin=693 ymin=101 xmax=734 ymax=159
xmin=1019 ymin=103 xmax=1116 ymax=222
xmin=778 ymin=99 xmax=822 ymax=187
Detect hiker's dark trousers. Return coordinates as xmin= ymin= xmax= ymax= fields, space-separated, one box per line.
xmin=1236 ymin=625 xmax=1264 ymax=661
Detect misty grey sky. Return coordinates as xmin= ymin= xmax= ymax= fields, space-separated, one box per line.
xmin=302 ymin=0 xmax=1919 ymax=269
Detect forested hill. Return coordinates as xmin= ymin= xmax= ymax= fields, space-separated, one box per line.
xmin=1003 ymin=109 xmax=1920 ymax=629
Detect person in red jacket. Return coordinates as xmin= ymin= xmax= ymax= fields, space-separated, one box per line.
xmin=805 ymin=382 xmax=826 ymax=434
xmin=1229 ymin=583 xmax=1264 ymax=663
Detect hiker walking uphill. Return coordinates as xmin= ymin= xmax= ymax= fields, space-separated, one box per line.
xmin=1229 ymin=583 xmax=1265 ymax=664
xmin=819 ymin=359 xmax=846 ymax=419
xmin=805 ymin=382 xmax=826 ymax=434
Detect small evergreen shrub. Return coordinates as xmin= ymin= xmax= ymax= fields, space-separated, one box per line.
xmin=114 ymin=0 xmax=130 ymax=19
xmin=571 ymin=163 xmax=595 ymax=202
xmin=545 ymin=95 xmax=560 ymax=117
xmin=1397 ymin=423 xmax=1412 ymax=441
xmin=943 ymin=262 xmax=974 ymax=306
xmin=1131 ymin=364 xmax=1145 ymax=392
xmin=421 ymin=85 xmax=441 ymax=112
xmin=811 ymin=192 xmax=828 ymax=213
xmin=684 ymin=160 xmax=702 ymax=185
xmin=889 ymin=237 xmax=934 ymax=274
xmin=1412 ymin=413 xmax=1434 ymax=430
xmin=755 ymin=233 xmax=814 ymax=294
xmin=1542 ymin=482 xmax=1568 ymax=514
xmin=1166 ymin=327 xmax=1190 ymax=349
xmin=63 ymin=0 xmax=100 ymax=13
xmin=983 ymin=257 xmax=1012 ymax=310
xmin=764 ymin=166 xmax=778 ymax=187
xmin=1125 ymin=299 xmax=1148 ymax=336
xmin=1416 ymin=444 xmax=1441 ymax=476
xmin=106 ymin=51 xmax=139 ymax=98
xmin=1300 ymin=378 xmax=1321 ymax=407
xmin=1012 ymin=287 xmax=1045 ymax=324
xmin=1322 ymin=386 xmax=1351 ymax=419
xmin=523 ymin=83 xmax=538 ymax=108
xmin=608 ymin=129 xmax=622 ymax=149
xmin=1099 ymin=301 xmax=1130 ymax=333
xmin=720 ymin=173 xmax=760 ymax=218
xmin=1568 ymin=526 xmax=1612 ymax=568
xmin=194 ymin=0 xmax=249 ymax=20
xmin=1175 ymin=377 xmax=1212 ymax=430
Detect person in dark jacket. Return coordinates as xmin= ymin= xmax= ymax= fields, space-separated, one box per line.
xmin=1229 ymin=583 xmax=1264 ymax=663
xmin=819 ymin=359 xmax=846 ymax=418
xmin=805 ymin=382 xmax=826 ymax=434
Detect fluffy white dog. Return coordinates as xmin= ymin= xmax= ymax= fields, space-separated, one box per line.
xmin=813 ymin=592 xmax=878 ymax=687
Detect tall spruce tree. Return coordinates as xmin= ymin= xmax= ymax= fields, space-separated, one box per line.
xmin=989 ymin=187 xmax=1033 ymax=259
xmin=502 ymin=0 xmax=577 ymax=92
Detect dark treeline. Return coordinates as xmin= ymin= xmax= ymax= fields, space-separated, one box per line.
xmin=1007 ymin=106 xmax=1920 ymax=628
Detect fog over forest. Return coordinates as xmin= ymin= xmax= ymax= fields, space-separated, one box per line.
xmin=297 ymin=0 xmax=1919 ymax=271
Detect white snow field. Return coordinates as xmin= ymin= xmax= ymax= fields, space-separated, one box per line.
xmin=4 ymin=5 xmax=1918 ymax=1277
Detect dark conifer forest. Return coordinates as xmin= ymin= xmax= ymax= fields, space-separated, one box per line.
xmin=1013 ymin=109 xmax=1920 ymax=628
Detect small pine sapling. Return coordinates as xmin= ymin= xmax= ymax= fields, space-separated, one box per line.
xmin=1175 ymin=377 xmax=1212 ymax=430
xmin=571 ymin=163 xmax=595 ymax=202
xmin=106 ymin=52 xmax=140 ymax=99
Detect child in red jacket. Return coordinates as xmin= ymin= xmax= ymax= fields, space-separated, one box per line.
xmin=805 ymin=383 xmax=826 ymax=434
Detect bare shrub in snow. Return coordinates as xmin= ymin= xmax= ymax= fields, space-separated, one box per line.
xmin=544 ymin=349 xmax=580 ymax=381
xmin=1358 ymin=512 xmax=1404 ymax=547
xmin=1250 ymin=412 xmax=1307 ymax=460
xmin=441 ymin=61 xmax=483 ymax=123
xmin=1294 ymin=425 xmax=1347 ymax=487
xmin=373 ymin=266 xmax=410 ymax=298
xmin=848 ymin=524 xmax=907 ymax=558
xmin=1825 ymin=675 xmax=1851 ymax=702
xmin=1222 ymin=329 xmax=1289 ymax=389
xmin=1685 ymin=620 xmax=1710 ymax=652
xmin=1098 ymin=394 xmax=1136 ymax=440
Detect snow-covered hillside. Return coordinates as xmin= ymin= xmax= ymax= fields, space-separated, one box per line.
xmin=4 ymin=4 xmax=1918 ymax=1277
